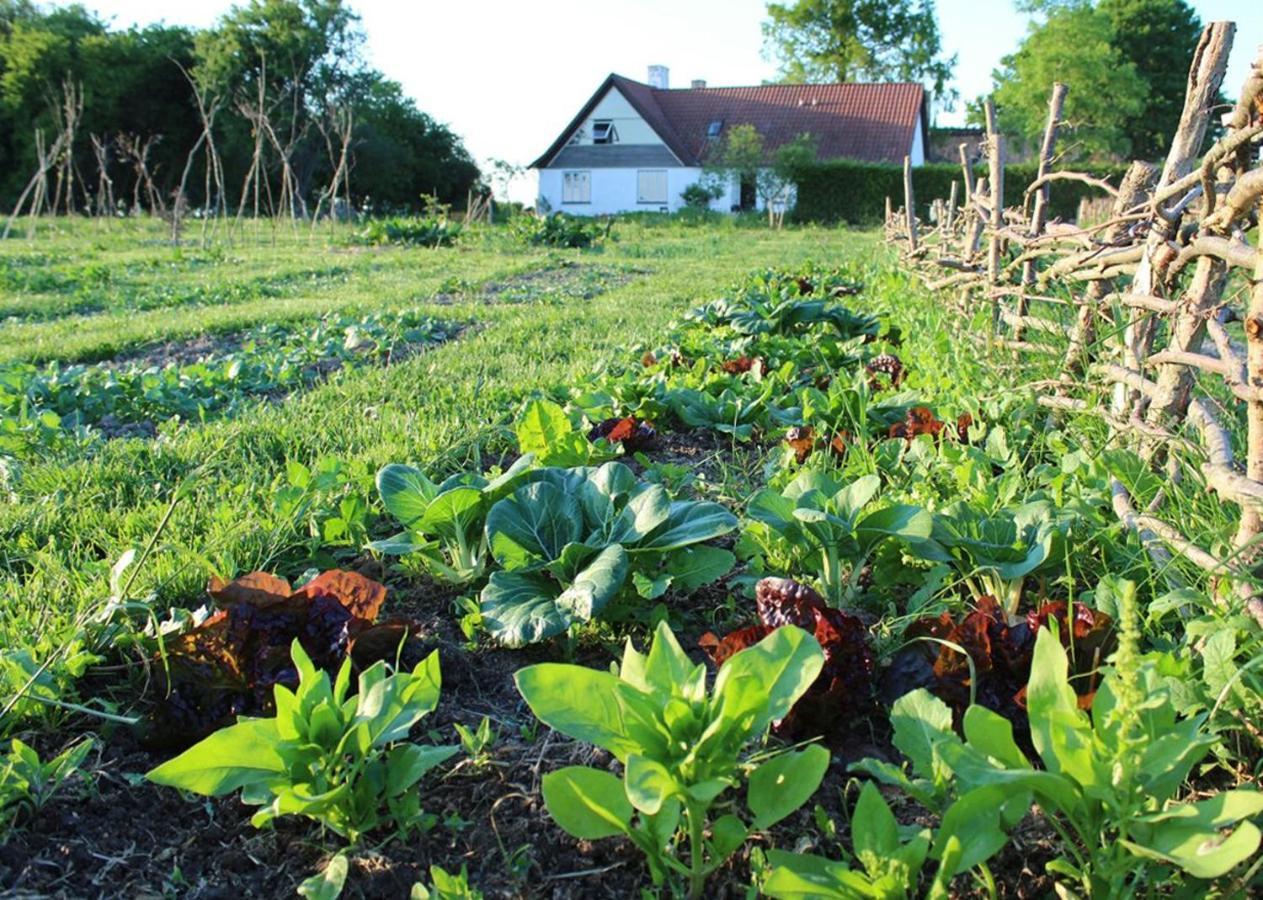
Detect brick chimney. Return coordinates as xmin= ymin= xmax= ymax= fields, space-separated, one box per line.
xmin=690 ymin=79 xmax=707 ymax=89
xmin=647 ymin=65 xmax=669 ymax=89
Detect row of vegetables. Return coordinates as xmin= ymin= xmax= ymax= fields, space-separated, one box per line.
xmin=0 ymin=309 xmax=462 ymax=459
xmin=123 ymin=264 xmax=1263 ymax=896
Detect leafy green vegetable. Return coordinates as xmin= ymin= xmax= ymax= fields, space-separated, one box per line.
xmin=743 ymin=471 xmax=931 ymax=606
xmin=147 ymin=639 xmax=456 ymax=844
xmin=479 ymin=462 xmax=736 ymax=645
xmin=371 ymin=455 xmax=535 ymax=583
xmin=516 ymin=621 xmax=827 ymax=898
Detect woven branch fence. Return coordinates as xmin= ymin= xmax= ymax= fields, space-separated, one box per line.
xmin=884 ymin=22 xmax=1263 ymax=626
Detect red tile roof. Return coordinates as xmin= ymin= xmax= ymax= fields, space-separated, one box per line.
xmin=533 ymin=74 xmax=927 ymax=168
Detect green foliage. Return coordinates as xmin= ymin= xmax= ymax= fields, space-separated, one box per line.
xmin=865 ymin=612 xmax=1263 ymax=894
xmin=743 ymin=471 xmax=932 ymax=605
xmin=479 ymin=462 xmax=737 ymax=645
xmin=763 ymin=783 xmax=939 ymax=899
xmin=512 ymin=398 xmax=616 ymax=466
xmin=411 ymin=864 xmax=483 ymax=899
xmin=371 ymin=455 xmax=535 ymax=584
xmin=0 ymin=1 xmax=479 ymax=211
xmin=762 ymin=0 xmax=956 ymax=96
xmin=1099 ymin=0 xmax=1204 ymax=159
xmin=990 ymin=4 xmax=1147 ymax=159
xmin=515 ymin=621 xmax=828 ymax=897
xmin=0 ymin=309 xmax=459 ymax=460
xmin=510 ymin=213 xmax=607 ymax=249
xmin=147 ymin=639 xmax=457 ymax=844
xmin=0 ymin=736 xmax=92 ymax=839
xmin=914 ymin=500 xmax=1061 ymax=613
xmin=355 ymin=216 xmax=462 ymax=247
xmin=789 ymin=159 xmax=1132 ymax=224
xmin=680 ymin=178 xmax=724 ymax=209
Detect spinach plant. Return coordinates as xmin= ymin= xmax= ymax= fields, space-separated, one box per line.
xmin=480 ymin=462 xmax=736 ymax=645
xmin=148 ymin=639 xmax=457 ymax=844
xmin=371 ymin=455 xmax=535 ymax=584
xmin=515 ymin=621 xmax=828 ymax=898
xmin=743 ymin=472 xmax=931 ymax=606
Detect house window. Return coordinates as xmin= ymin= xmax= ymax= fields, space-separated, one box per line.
xmin=562 ymin=171 xmax=591 ymax=204
xmin=706 ymin=120 xmax=723 ymax=138
xmin=592 ymin=120 xmax=617 ymax=144
xmin=637 ymin=169 xmax=668 ymax=204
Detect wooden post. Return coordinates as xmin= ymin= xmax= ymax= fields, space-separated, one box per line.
xmin=1063 ymin=161 xmax=1157 ymax=377
xmin=903 ymin=155 xmax=918 ymax=253
xmin=984 ymin=99 xmax=1004 ymax=326
xmin=1013 ymin=82 xmax=1067 ymax=342
xmin=1115 ymin=21 xmax=1234 ymax=415
xmin=945 ymin=179 xmax=958 ymax=231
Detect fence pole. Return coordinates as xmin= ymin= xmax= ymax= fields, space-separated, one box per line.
xmin=902 ymin=155 xmax=918 ymax=253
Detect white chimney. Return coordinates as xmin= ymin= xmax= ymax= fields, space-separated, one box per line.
xmin=690 ymin=79 xmax=707 ymax=90
xmin=648 ymin=65 xmax=669 ymax=89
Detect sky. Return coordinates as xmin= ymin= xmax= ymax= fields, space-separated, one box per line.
xmin=71 ymin=0 xmax=1261 ymax=200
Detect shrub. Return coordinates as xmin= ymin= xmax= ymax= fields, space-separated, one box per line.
xmin=355 ymin=216 xmax=462 ymax=247
xmin=510 ymin=213 xmax=607 ymax=248
xmin=789 ymin=159 xmax=1131 ymax=225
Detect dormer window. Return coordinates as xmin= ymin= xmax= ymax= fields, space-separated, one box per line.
xmin=592 ymin=120 xmax=617 ymax=144
xmin=707 ymin=120 xmax=723 ymax=138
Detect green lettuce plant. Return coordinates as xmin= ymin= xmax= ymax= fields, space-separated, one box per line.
xmin=480 ymin=461 xmax=736 ymax=645
xmin=370 ymin=455 xmax=535 ymax=584
xmin=515 ymin=621 xmax=828 ymax=898
xmin=147 ymin=640 xmax=456 ymax=844
xmin=743 ymin=472 xmax=931 ymax=606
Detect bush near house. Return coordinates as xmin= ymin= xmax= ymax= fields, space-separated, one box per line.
xmin=790 ymin=160 xmax=1131 ymax=225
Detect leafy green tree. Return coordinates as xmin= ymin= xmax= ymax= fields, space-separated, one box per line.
xmin=0 ymin=0 xmax=479 ymax=212
xmin=990 ymin=4 xmax=1146 ymax=159
xmin=762 ymin=0 xmax=956 ymax=97
xmin=1098 ymin=0 xmax=1201 ymax=159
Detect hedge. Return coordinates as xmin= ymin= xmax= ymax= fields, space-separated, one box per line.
xmin=791 ymin=159 xmax=1132 ymax=225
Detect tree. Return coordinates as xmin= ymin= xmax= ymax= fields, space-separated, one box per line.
xmin=990 ymin=4 xmax=1146 ymax=159
xmin=705 ymin=125 xmax=816 ymax=225
xmin=1098 ymin=0 xmax=1201 ymax=159
xmin=762 ymin=0 xmax=956 ymax=97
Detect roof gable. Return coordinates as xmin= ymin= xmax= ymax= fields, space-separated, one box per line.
xmin=532 ymin=75 xmax=928 ymax=169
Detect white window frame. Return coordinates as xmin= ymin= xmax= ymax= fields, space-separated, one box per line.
xmin=592 ymin=120 xmax=617 ymax=144
xmin=637 ymin=169 xmax=668 ymax=205
xmin=562 ymin=170 xmax=591 ymax=204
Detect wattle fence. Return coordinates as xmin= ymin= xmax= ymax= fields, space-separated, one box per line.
xmin=884 ymin=23 xmax=1263 ymax=626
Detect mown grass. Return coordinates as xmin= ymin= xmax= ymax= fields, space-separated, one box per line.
xmin=0 ymin=216 xmax=880 ymax=706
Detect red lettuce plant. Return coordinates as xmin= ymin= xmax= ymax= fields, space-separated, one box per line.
xmin=701 ymin=577 xmax=875 ymax=738
xmin=588 ymin=415 xmax=657 ymax=452
xmin=887 ymin=596 xmax=1114 ymax=736
xmin=149 ymin=569 xmax=419 ymax=746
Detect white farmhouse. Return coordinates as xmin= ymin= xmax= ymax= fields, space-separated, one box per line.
xmin=532 ymin=65 xmax=929 ymax=216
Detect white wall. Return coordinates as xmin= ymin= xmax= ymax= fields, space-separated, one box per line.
xmin=566 ymin=89 xmax=665 ymax=147
xmin=538 ymin=167 xmax=736 ymax=215
xmin=909 ymin=119 xmax=926 ymax=166
xmin=536 ymin=168 xmax=805 ymax=215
